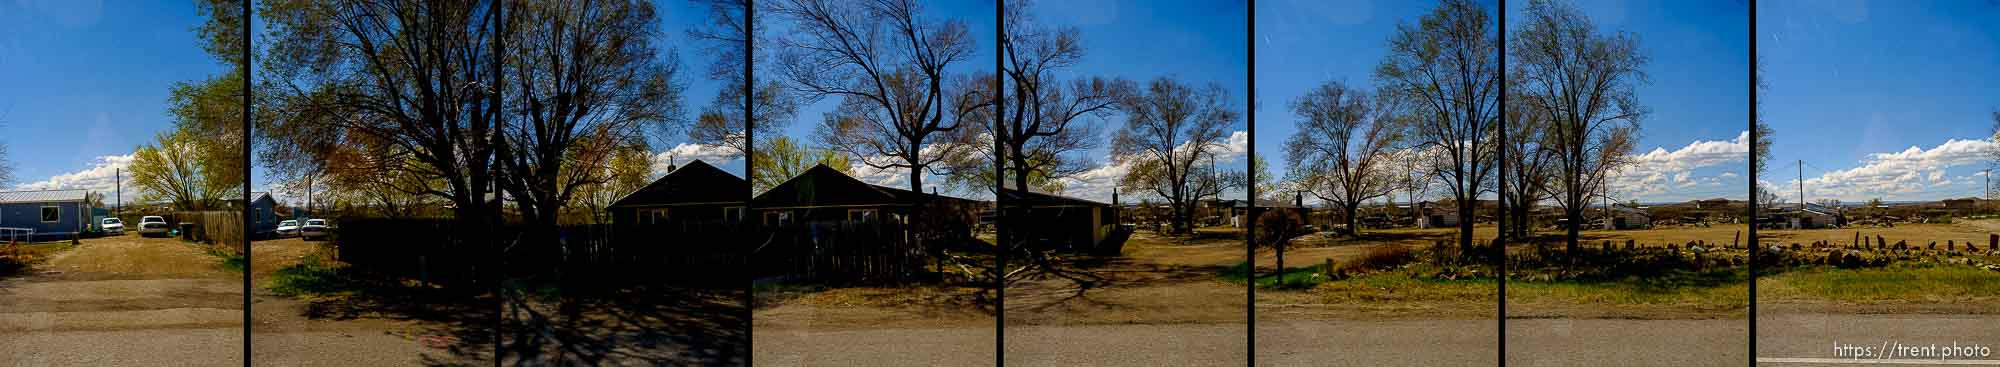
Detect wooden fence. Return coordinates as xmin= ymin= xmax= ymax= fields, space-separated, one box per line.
xmin=333 ymin=217 xmax=751 ymax=286
xmin=174 ymin=211 xmax=244 ymax=255
xmin=754 ymin=220 xmax=969 ymax=284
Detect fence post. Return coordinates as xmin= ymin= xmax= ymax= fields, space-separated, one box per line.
xmin=419 ymin=255 xmax=429 ymax=287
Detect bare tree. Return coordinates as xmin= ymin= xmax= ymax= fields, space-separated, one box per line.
xmin=0 ymin=121 xmax=11 ymax=186
xmin=258 ymin=0 xmax=507 ymax=234
xmin=996 ymin=0 xmax=1126 ymax=197
xmin=1390 ymin=147 xmax=1437 ymax=221
xmin=495 ymin=0 xmax=687 ymax=250
xmin=768 ymin=0 xmax=991 ymax=193
xmin=1112 ymin=77 xmax=1240 ymax=235
xmin=1283 ymin=80 xmax=1401 ymax=237
xmin=1376 ymin=0 xmax=1501 ymax=251
xmin=1500 ymin=89 xmax=1557 ymax=239
xmin=1513 ymin=0 xmax=1648 ymax=255
xmin=688 ymin=0 xmax=796 ymax=157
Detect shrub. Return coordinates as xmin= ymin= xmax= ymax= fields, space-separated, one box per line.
xmin=1354 ymin=245 xmax=1416 ymax=271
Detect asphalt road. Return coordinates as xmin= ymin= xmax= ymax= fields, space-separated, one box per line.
xmin=1756 ymin=313 xmax=2000 ymax=366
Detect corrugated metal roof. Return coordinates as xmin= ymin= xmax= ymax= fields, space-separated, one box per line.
xmin=0 ymin=189 xmax=89 ymax=204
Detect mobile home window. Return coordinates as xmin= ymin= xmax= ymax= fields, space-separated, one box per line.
xmin=41 ymin=206 xmax=60 ymax=223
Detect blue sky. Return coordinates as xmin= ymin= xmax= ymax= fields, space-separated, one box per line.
xmin=1256 ymin=0 xmax=1747 ymax=205
xmin=1759 ymin=0 xmax=2000 ymax=202
xmin=0 ymin=1 xmax=217 ymax=202
xmin=1015 ymin=0 xmax=1249 ymax=203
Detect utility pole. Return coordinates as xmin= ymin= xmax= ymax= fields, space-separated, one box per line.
xmin=1797 ymin=159 xmax=1805 ymax=208
xmin=114 ymin=168 xmax=121 ymax=216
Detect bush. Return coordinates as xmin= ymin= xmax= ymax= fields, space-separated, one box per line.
xmin=269 ymin=254 xmax=353 ymax=296
xmin=1354 ymin=245 xmax=1416 ymax=271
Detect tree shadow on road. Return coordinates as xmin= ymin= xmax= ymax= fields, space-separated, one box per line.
xmin=279 ymin=271 xmax=497 ymax=366
xmin=499 ymin=284 xmax=747 ymax=366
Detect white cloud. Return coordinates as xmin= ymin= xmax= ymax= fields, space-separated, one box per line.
xmin=655 ymin=143 xmax=738 ymax=178
xmin=13 ymin=154 xmax=134 ymax=202
xmin=1798 ymin=138 xmax=1997 ymax=201
xmin=1059 ymin=130 xmax=1249 ymax=203
xmin=1609 ymin=131 xmax=1749 ymax=201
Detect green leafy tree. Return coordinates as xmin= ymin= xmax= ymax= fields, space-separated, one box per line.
xmin=130 ymin=130 xmax=237 ymax=210
xmin=751 ymin=136 xmax=851 ymax=194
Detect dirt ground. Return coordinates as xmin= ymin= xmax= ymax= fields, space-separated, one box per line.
xmin=0 ymin=233 xmax=246 ymax=366
xmin=1760 ymin=219 xmax=2000 ymax=247
xmin=758 ymin=221 xmax=2000 ymax=333
xmin=0 ymin=234 xmax=242 ymax=331
xmin=247 ymin=238 xmax=492 ymax=365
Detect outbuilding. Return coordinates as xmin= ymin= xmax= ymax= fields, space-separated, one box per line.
xmin=1000 ymin=183 xmax=1118 ymax=254
xmin=0 ymin=189 xmax=91 ymax=242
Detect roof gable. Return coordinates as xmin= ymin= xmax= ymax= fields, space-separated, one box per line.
xmin=752 ymin=164 xmax=904 ymax=208
xmin=608 ymin=160 xmax=748 ymax=208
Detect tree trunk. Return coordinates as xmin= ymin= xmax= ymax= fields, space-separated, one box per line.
xmin=1565 ymin=205 xmax=1581 ymax=262
xmin=1344 ymin=203 xmax=1361 ymax=237
xmin=1458 ymin=200 xmax=1475 ymax=258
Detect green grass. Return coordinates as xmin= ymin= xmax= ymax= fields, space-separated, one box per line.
xmin=1508 ymin=267 xmax=1748 ymax=309
xmin=202 ymin=246 xmax=245 ymax=274
xmin=1760 ymin=263 xmax=2000 ymax=303
xmin=1218 ymin=261 xmax=1330 ymax=289
xmin=1315 ymin=272 xmax=1498 ymax=303
xmin=268 ymin=254 xmax=356 ymax=296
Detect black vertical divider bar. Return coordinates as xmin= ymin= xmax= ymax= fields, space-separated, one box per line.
xmin=993 ymin=1 xmax=1008 ymax=364
xmin=490 ymin=1 xmax=504 ymax=365
xmin=1496 ymin=1 xmax=1507 ymax=365
xmin=745 ymin=1 xmax=757 ymax=364
xmin=241 ymin=0 xmax=253 ymax=365
xmin=490 ymin=2 xmax=505 ymax=366
xmin=1244 ymin=1 xmax=1257 ymax=365
xmin=1747 ymin=1 xmax=1759 ymax=364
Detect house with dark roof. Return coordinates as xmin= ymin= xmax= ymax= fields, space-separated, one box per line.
xmin=751 ymin=164 xmax=977 ymax=227
xmin=0 ymin=189 xmax=91 ymax=242
xmin=606 ymin=160 xmax=749 ymax=231
xmin=1000 ymin=182 xmax=1119 ymax=255
xmin=751 ymin=164 xmax=980 ymax=282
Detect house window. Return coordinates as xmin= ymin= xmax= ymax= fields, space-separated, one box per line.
xmin=763 ymin=211 xmax=793 ymax=226
xmin=847 ymin=209 xmax=877 ymax=222
xmin=724 ymin=207 xmax=745 ymax=223
xmin=640 ymin=208 xmax=669 ymax=225
xmin=41 ymin=206 xmax=60 ymax=223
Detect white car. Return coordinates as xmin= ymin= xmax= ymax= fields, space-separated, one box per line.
xmin=101 ymin=218 xmax=125 ymax=235
xmin=137 ymin=216 xmax=170 ymax=237
xmin=300 ymin=219 xmax=330 ymax=241
xmin=275 ymin=220 xmax=301 ymax=238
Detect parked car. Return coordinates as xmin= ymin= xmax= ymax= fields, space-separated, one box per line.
xmin=300 ymin=219 xmax=330 ymax=241
xmin=137 ymin=216 xmax=170 ymax=237
xmin=101 ymin=218 xmax=125 ymax=235
xmin=275 ymin=220 xmax=300 ymax=238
